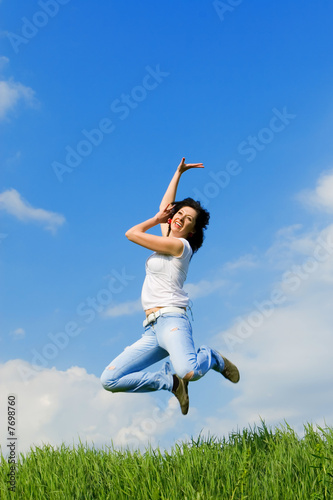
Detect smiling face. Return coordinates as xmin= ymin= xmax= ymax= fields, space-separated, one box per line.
xmin=169 ymin=206 xmax=198 ymax=239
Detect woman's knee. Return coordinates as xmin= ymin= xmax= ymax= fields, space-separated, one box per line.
xmin=174 ymin=361 xmax=202 ymax=381
xmin=100 ymin=366 xmax=119 ymax=392
xmin=174 ymin=362 xmax=198 ymax=380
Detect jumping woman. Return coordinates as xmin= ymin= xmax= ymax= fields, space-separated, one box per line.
xmin=101 ymin=158 xmax=240 ymax=415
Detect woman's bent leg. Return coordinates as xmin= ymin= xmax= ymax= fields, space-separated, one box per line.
xmin=155 ymin=314 xmax=225 ymax=381
xmin=100 ymin=327 xmax=173 ymax=393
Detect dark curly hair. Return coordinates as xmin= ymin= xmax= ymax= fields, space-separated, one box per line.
xmin=167 ymin=197 xmax=210 ymax=254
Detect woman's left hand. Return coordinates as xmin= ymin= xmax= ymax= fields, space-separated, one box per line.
xmin=177 ymin=157 xmax=204 ymax=174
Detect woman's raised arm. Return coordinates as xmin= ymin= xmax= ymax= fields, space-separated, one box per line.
xmin=159 ymin=157 xmax=204 ymax=235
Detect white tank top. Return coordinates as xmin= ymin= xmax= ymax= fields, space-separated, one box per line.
xmin=141 ymin=238 xmax=192 ymax=310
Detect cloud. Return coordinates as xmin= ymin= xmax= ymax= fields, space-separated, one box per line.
xmin=265 ymin=224 xmax=319 ymax=270
xmin=0 ymin=78 xmax=37 ymax=120
xmin=0 ymin=189 xmax=65 ymax=233
xmin=104 ymin=278 xmax=227 ymax=318
xmin=208 ymin=291 xmax=333 ymax=438
xmin=5 ymin=151 xmax=21 ymax=168
xmin=297 ymin=169 xmax=333 ymax=214
xmin=222 ymin=254 xmax=258 ymax=272
xmin=209 ymin=210 xmax=333 ymax=437
xmin=104 ymin=298 xmax=142 ymax=317
xmin=10 ymin=328 xmax=25 ymax=338
xmin=184 ymin=278 xmax=227 ymax=299
xmin=0 ymin=360 xmax=188 ymax=454
xmin=0 ymin=56 xmax=9 ymax=71
xmin=0 ymin=232 xmax=8 ymax=243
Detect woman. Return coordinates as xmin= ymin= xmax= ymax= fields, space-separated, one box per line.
xmin=101 ymin=158 xmax=239 ymax=415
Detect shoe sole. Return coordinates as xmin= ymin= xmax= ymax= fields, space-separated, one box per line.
xmin=173 ymin=377 xmax=189 ymax=415
xmin=221 ymin=356 xmax=240 ymax=383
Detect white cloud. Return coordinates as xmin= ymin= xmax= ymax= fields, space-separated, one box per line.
xmin=209 ymin=211 xmax=333 ymax=437
xmin=184 ymin=278 xmax=227 ymax=299
xmin=104 ymin=298 xmax=142 ymax=317
xmin=5 ymin=151 xmax=21 ymax=167
xmin=0 ymin=188 xmax=65 ymax=233
xmin=0 ymin=232 xmax=8 ymax=243
xmin=297 ymin=169 xmax=333 ymax=213
xmin=0 ymin=361 xmax=188 ymax=454
xmin=11 ymin=328 xmax=25 ymax=338
xmin=104 ymin=278 xmax=227 ymax=318
xmin=208 ymin=291 xmax=333 ymax=438
xmin=0 ymin=78 xmax=37 ymax=120
xmin=0 ymin=56 xmax=9 ymax=71
xmin=222 ymin=254 xmax=258 ymax=272
xmin=265 ymin=224 xmax=319 ymax=269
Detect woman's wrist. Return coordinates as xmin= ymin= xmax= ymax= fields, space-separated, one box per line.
xmin=151 ymin=215 xmax=160 ymax=226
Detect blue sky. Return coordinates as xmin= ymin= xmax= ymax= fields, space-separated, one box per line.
xmin=1 ymin=0 xmax=333 ymax=452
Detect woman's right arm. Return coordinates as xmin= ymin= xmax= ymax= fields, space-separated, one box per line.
xmin=125 ymin=205 xmax=184 ymax=256
xmin=159 ymin=157 xmax=204 ymax=236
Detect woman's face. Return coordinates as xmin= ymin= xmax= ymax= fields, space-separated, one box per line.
xmin=170 ymin=206 xmax=198 ymax=239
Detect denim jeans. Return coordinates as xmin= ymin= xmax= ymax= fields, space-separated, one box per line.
xmin=100 ymin=312 xmax=225 ymax=393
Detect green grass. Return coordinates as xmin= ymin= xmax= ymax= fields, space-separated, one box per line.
xmin=1 ymin=422 xmax=333 ymax=499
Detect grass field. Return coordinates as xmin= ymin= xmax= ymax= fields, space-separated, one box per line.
xmin=1 ymin=422 xmax=332 ymax=499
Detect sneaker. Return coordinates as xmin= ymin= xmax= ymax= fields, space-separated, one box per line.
xmin=172 ymin=375 xmax=189 ymax=415
xmin=221 ymin=356 xmax=240 ymax=383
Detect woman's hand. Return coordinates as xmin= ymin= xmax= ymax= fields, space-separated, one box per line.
xmin=154 ymin=203 xmax=175 ymax=224
xmin=158 ymin=157 xmax=204 ymax=235
xmin=177 ymin=157 xmax=204 ymax=174
xmin=126 ymin=204 xmax=183 ymax=256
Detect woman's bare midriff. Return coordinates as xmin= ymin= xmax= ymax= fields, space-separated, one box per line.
xmin=145 ymin=306 xmax=186 ymax=317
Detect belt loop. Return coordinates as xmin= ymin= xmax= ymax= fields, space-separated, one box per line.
xmin=187 ymin=301 xmax=194 ymax=321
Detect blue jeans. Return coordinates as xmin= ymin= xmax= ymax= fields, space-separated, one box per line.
xmin=100 ymin=312 xmax=225 ymax=393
